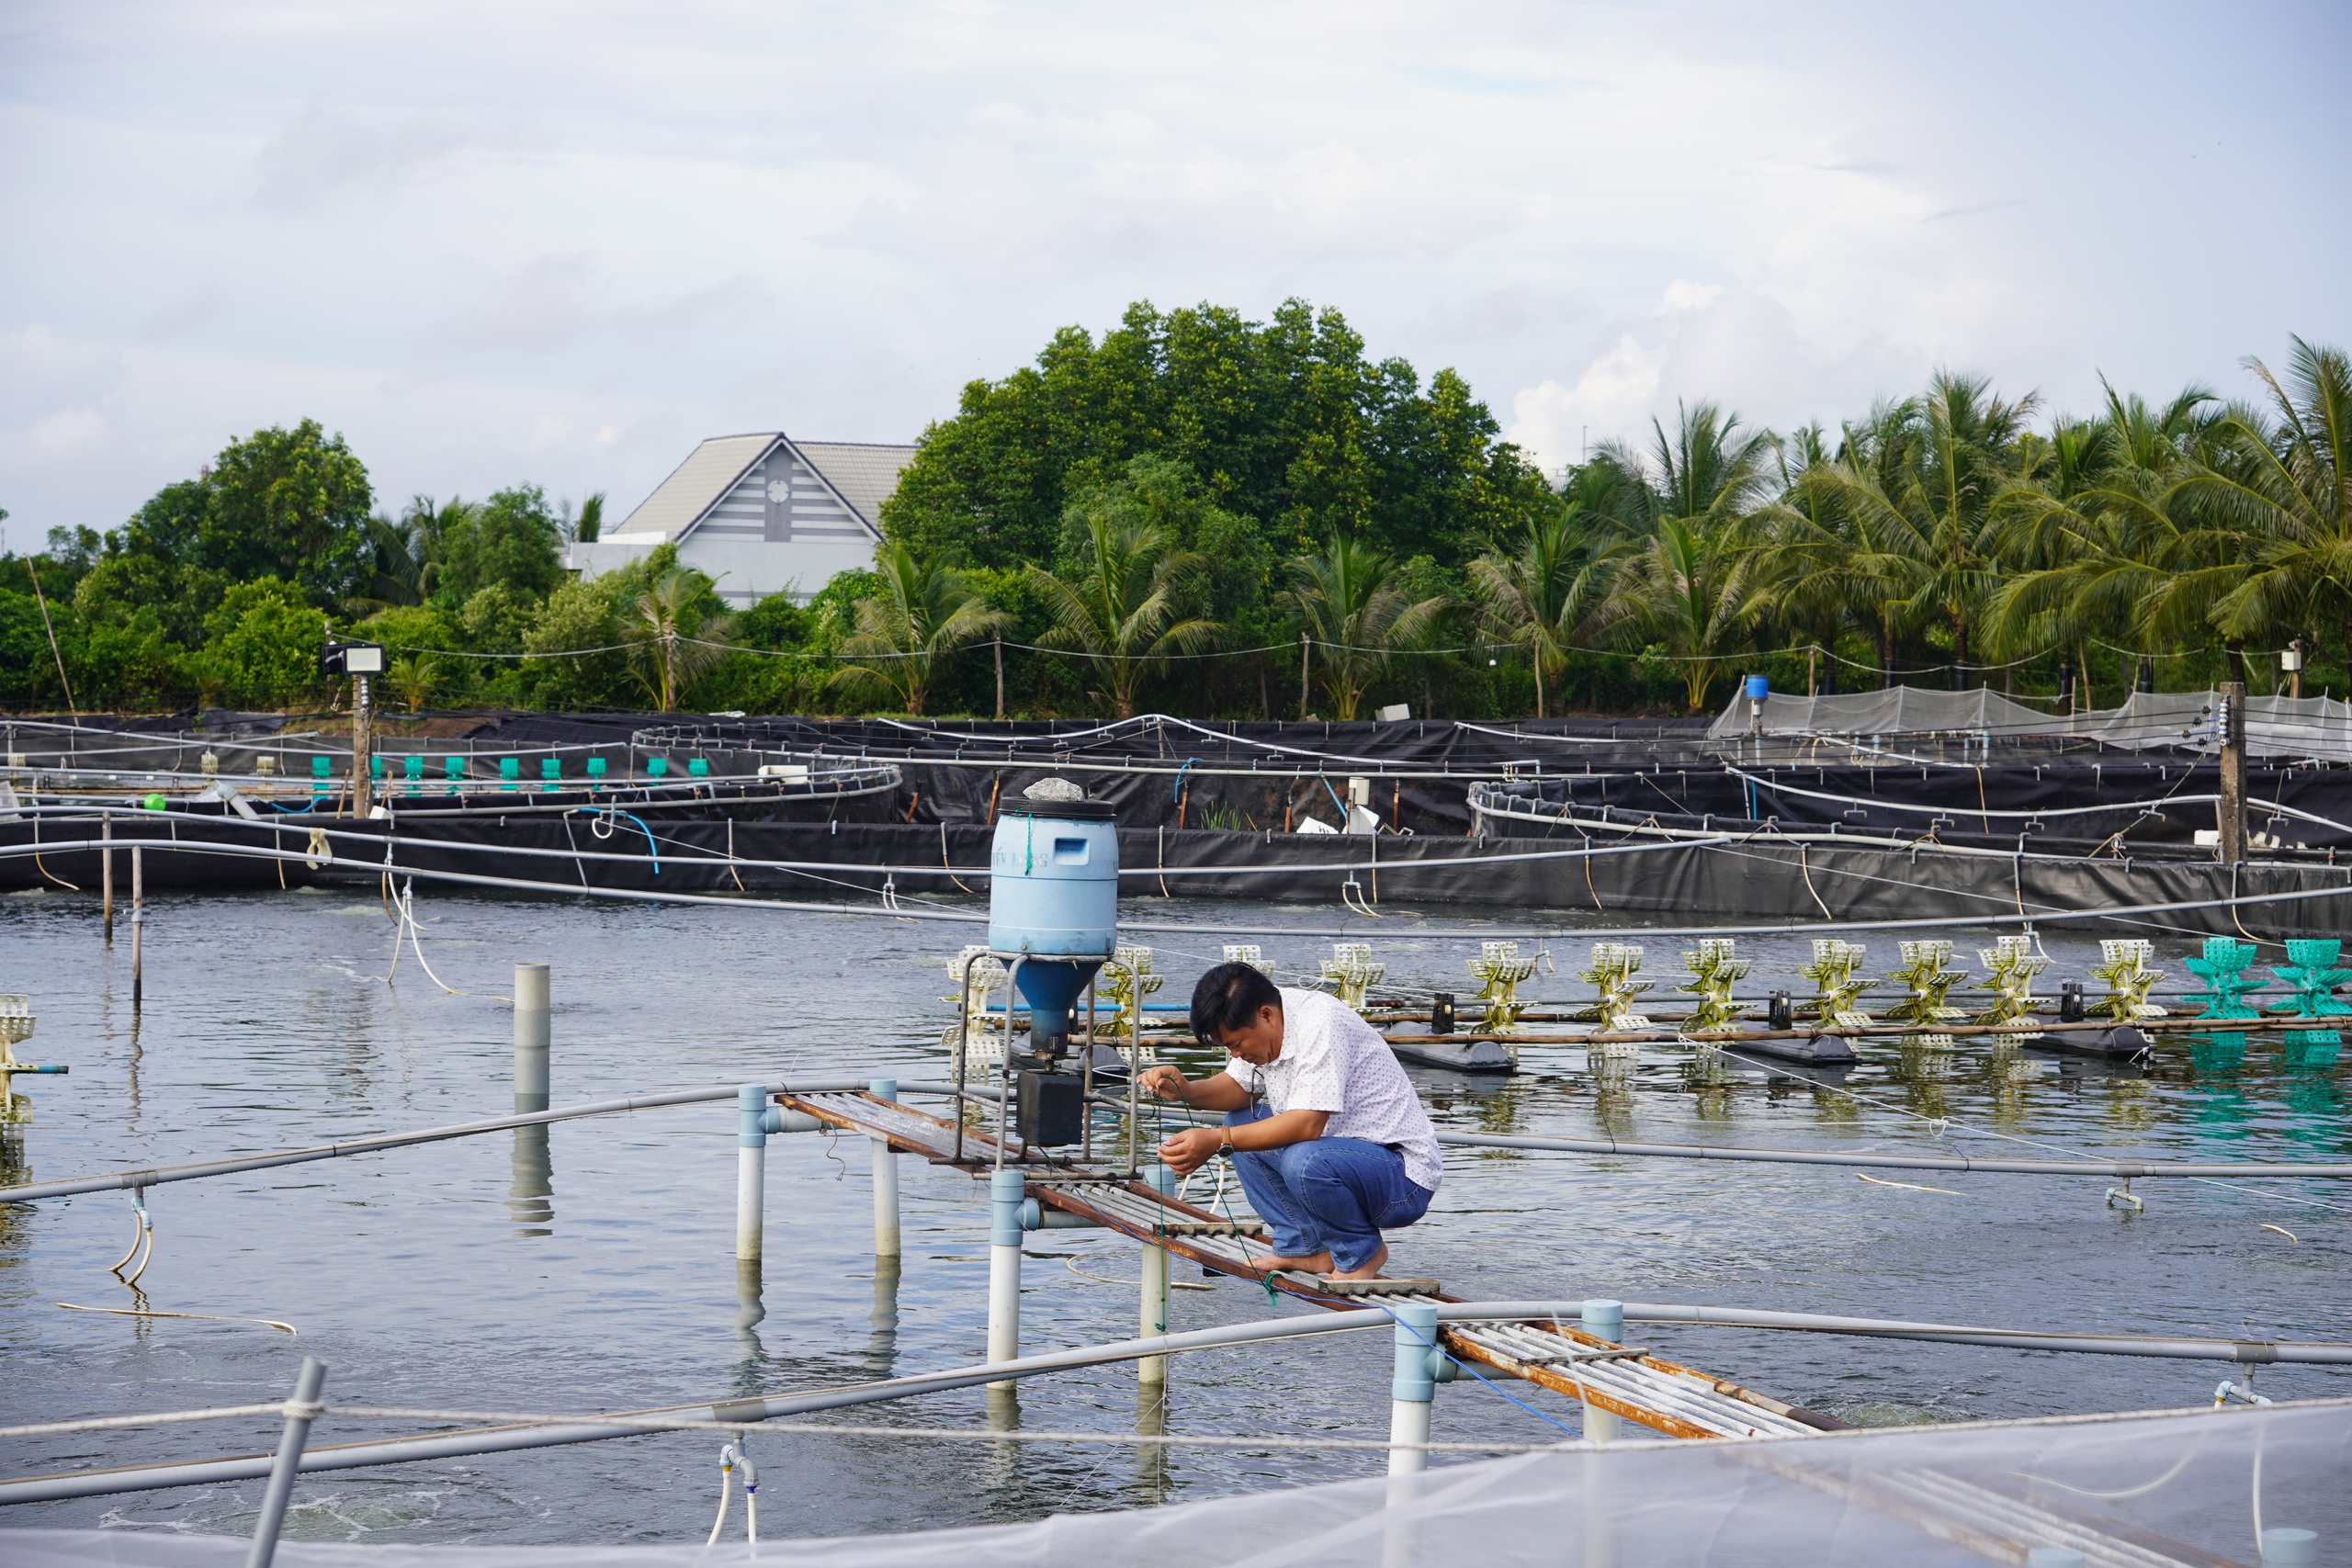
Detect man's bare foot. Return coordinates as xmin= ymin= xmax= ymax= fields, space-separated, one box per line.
xmin=1322 ymin=1244 xmax=1390 ymax=1281
xmin=1249 ymin=1250 xmax=1332 ymax=1275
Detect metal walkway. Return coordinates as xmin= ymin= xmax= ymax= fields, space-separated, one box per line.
xmin=782 ymin=1088 xmax=1840 ymax=1440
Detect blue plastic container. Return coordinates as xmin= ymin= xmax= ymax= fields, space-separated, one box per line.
xmin=1744 ymin=674 xmax=1770 ymax=700
xmin=989 ymin=800 xmax=1119 ymax=1039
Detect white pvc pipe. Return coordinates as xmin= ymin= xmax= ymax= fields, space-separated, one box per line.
xmin=1137 ymin=1244 xmax=1170 ymax=1386
xmin=986 ymin=1245 xmax=1021 ymax=1386
xmin=873 ymin=1140 xmax=899 ymax=1259
xmin=1385 ymin=1398 xmax=1430 ymax=1477
xmin=735 ymin=1145 xmax=764 ymax=1263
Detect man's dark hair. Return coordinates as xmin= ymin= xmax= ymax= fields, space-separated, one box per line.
xmin=1191 ymin=962 xmax=1283 ymax=1044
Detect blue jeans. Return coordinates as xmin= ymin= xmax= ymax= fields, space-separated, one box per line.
xmin=1223 ymin=1104 xmax=1433 ymax=1272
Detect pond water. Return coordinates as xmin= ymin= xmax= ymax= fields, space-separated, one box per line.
xmin=1 ymin=885 xmax=2346 ymax=1548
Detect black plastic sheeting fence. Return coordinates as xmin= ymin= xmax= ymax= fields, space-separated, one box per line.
xmin=1479 ymin=761 xmax=2352 ymax=854
xmin=11 ymin=811 xmax=2352 ymax=939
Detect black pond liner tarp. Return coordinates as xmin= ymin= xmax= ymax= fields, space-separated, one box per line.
xmin=12 ymin=811 xmax=2352 ymax=940
xmin=1482 ymin=761 xmax=2352 ymax=852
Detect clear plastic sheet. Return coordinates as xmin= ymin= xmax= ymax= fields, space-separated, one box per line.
xmin=5 ymin=1402 xmax=2345 ymax=1568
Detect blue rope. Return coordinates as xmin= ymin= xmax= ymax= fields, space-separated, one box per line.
xmin=571 ymin=807 xmax=661 ymax=873
xmin=1369 ymin=1300 xmax=1582 ymax=1438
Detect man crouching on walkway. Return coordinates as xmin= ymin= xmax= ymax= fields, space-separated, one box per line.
xmin=1142 ymin=962 xmax=1441 ymax=1281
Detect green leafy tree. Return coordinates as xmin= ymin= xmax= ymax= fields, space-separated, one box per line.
xmin=202 ymin=577 xmax=325 ymax=707
xmin=826 ymin=543 xmax=1007 ymax=716
xmin=881 ymin=299 xmax=1546 ymax=573
xmin=438 ymin=485 xmax=563 ymax=604
xmin=198 ymin=421 xmax=375 ymax=604
xmin=1027 ymin=508 xmax=1220 ymax=719
xmin=1287 ymin=534 xmax=1453 ymax=720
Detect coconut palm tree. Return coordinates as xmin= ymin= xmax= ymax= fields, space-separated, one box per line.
xmin=1802 ymin=375 xmax=2039 ymax=685
xmin=1598 ymin=512 xmax=1779 ymax=712
xmin=826 ymin=543 xmax=1007 ymax=716
xmin=1025 ymin=513 xmax=1220 ymax=718
xmin=628 ymin=569 xmax=737 ymax=712
xmin=1467 ymin=504 xmax=1626 ymax=717
xmin=2196 ymin=339 xmax=2352 ymax=667
xmin=348 ymin=494 xmax=472 ymax=615
xmin=1981 ymin=382 xmax=2225 ymax=694
xmin=1589 ymin=400 xmax=1781 ymax=712
xmin=1287 ymin=534 xmax=1452 ymax=721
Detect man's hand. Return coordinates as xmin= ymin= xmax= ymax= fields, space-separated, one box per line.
xmin=1156 ymin=1124 xmax=1225 ymax=1176
xmin=1138 ymin=1064 xmax=1190 ymax=1102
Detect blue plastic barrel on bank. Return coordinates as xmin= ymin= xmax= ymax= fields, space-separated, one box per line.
xmin=989 ymin=798 xmax=1119 ymax=1040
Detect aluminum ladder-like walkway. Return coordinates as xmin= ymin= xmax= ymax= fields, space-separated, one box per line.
xmin=782 ymin=1089 xmax=1833 ymax=1439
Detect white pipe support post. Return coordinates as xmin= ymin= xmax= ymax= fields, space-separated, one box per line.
xmin=130 ymin=844 xmax=144 ymax=1008
xmin=869 ymin=1077 xmax=900 ymax=1260
xmin=736 ymin=1084 xmax=785 ymax=1263
xmin=513 ymin=963 xmax=550 ymax=1111
xmin=244 ymin=1356 xmax=326 ymax=1568
xmin=1581 ymin=1298 xmax=1624 ymax=1441
xmin=1387 ymin=1301 xmax=1439 ymax=1477
xmin=1138 ymin=1164 xmax=1177 ymax=1385
xmin=987 ymin=1168 xmax=1025 ymax=1388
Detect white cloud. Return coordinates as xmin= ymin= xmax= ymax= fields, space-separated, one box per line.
xmin=0 ymin=0 xmax=2340 ymax=538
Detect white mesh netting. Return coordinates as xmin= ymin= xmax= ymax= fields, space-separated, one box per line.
xmin=6 ymin=1401 xmax=2346 ymax=1567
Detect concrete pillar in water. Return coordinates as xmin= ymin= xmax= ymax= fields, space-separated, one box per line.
xmin=869 ymin=1077 xmax=900 ymax=1260
xmin=513 ymin=964 xmax=550 ymax=1111
xmin=130 ymin=846 xmax=144 ymax=1010
xmin=986 ymin=1168 xmax=1024 ymax=1387
xmin=1581 ymin=1298 xmax=1624 ymax=1441
xmin=1137 ymin=1164 xmax=1176 ymax=1385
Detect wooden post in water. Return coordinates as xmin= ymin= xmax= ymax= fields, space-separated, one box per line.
xmin=101 ymin=811 xmax=113 ymax=946
xmin=130 ymin=846 xmax=144 ymax=1009
xmin=2220 ymin=680 xmax=2246 ymax=863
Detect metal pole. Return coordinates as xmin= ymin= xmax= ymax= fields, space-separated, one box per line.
xmin=736 ymin=1084 xmax=772 ymax=1262
xmin=244 ymin=1357 xmax=326 ymax=1568
xmin=1080 ymin=980 xmax=1096 ymax=1163
xmin=130 ymin=844 xmax=144 ymax=1010
xmin=513 ymin=963 xmax=550 ymax=1112
xmin=1126 ymin=974 xmax=1144 ymax=1173
xmin=352 ymin=672 xmax=373 ymax=818
xmin=1386 ymin=1301 xmax=1437 ymax=1475
xmin=1299 ymin=633 xmax=1310 ymax=721
xmin=2220 ymin=679 xmax=2246 ymax=863
xmin=870 ymin=1077 xmax=900 ymax=1260
xmin=101 ymin=810 xmax=113 ymax=945
xmin=952 ymin=952 xmax=980 ymax=1164
xmin=987 ymin=1167 xmax=1024 ymax=1388
xmin=1580 ymin=1298 xmax=1623 ymax=1441
xmin=993 ymin=631 xmax=1004 ymax=723
xmin=996 ymin=955 xmax=1023 ymax=1171
xmin=1138 ymin=1164 xmax=1175 ymax=1385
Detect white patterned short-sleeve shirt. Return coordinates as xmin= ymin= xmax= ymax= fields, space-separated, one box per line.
xmin=1226 ymin=987 xmax=1442 ymax=1191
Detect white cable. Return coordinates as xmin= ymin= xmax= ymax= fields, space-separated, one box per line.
xmin=705 ymin=1448 xmax=735 ymax=1546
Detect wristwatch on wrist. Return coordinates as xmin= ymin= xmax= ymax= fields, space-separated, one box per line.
xmin=1218 ymin=1128 xmax=1234 ymax=1153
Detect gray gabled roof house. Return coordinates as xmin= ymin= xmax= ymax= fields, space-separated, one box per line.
xmin=570 ymin=433 xmax=916 ymax=605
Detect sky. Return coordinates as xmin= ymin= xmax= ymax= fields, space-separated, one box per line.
xmin=2 ymin=0 xmax=2346 ymax=547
